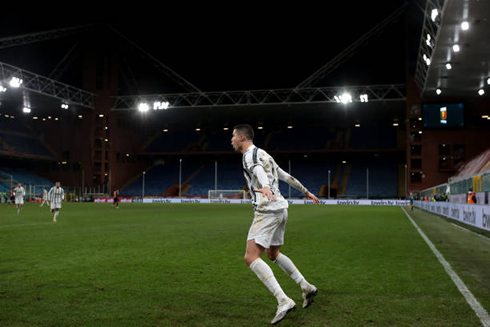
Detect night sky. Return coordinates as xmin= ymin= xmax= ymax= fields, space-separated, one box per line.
xmin=0 ymin=1 xmax=422 ymax=94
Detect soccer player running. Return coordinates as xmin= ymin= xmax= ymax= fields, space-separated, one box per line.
xmin=409 ymin=192 xmax=414 ymax=211
xmin=112 ymin=189 xmax=120 ymax=209
xmin=40 ymin=187 xmax=48 ymax=207
xmin=48 ymin=182 xmax=65 ymax=222
xmin=231 ymin=124 xmax=319 ymax=325
xmin=14 ymin=183 xmax=25 ymax=214
xmin=8 ymin=187 xmax=15 ymax=207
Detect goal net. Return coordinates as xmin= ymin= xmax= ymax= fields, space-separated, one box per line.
xmin=208 ymin=189 xmax=247 ymax=200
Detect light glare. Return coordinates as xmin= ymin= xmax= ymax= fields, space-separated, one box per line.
xmin=138 ymin=103 xmax=150 ymax=112
xmin=431 ymin=9 xmax=438 ymax=22
xmin=9 ymin=77 xmax=23 ymax=88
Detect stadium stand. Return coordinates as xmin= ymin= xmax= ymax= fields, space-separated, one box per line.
xmin=349 ymin=126 xmax=397 ymax=149
xmin=0 ymin=167 xmax=53 ymax=187
xmin=0 ymin=134 xmax=53 ymax=157
xmin=0 ymin=117 xmax=28 ymax=133
xmin=185 ymin=162 xmax=244 ymax=196
xmin=345 ymin=162 xmax=398 ymax=198
xmin=267 ymin=128 xmax=333 ymax=150
xmin=121 ymin=162 xmax=200 ymax=196
xmin=203 ymin=130 xmax=234 ymax=151
xmin=277 ymin=162 xmax=336 ymax=197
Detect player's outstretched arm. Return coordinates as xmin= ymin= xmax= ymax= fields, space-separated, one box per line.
xmin=277 ymin=168 xmax=320 ymax=204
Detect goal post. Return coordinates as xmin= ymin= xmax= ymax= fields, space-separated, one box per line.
xmin=208 ymin=189 xmax=247 ymax=200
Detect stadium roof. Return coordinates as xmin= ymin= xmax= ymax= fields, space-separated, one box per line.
xmin=0 ymin=1 xmax=420 ymax=93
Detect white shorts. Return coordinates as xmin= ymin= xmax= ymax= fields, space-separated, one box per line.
xmin=50 ymin=202 xmax=62 ymax=210
xmin=15 ymin=198 xmax=24 ymax=205
xmin=247 ymin=208 xmax=288 ymax=249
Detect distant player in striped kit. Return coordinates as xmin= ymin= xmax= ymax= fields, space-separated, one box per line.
xmin=14 ymin=183 xmax=25 ymax=214
xmin=231 ymin=124 xmax=320 ymax=325
xmin=48 ymin=182 xmax=65 ymax=222
xmin=40 ymin=187 xmax=48 ymax=207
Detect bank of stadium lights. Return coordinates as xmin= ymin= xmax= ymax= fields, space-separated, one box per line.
xmin=461 ymin=21 xmax=469 ymax=31
xmin=22 ymin=107 xmax=31 ymax=114
xmin=33 ymin=116 xmax=38 ymax=120
xmin=426 ymin=34 xmax=433 ymax=47
xmin=61 ymin=103 xmax=69 ymax=109
xmin=0 ymin=85 xmax=6 ymax=92
xmin=154 ymin=101 xmax=169 ymax=110
xmin=334 ymin=92 xmax=352 ymax=104
xmin=360 ymin=94 xmax=369 ymax=102
xmin=446 ymin=63 xmax=452 ymax=70
xmin=422 ymin=54 xmax=431 ymax=66
xmin=487 ymin=77 xmax=490 ymax=85
xmin=138 ymin=103 xmax=149 ymax=112
xmin=452 ymin=44 xmax=460 ymax=52
xmin=478 ymin=89 xmax=485 ymax=96
xmin=431 ymin=9 xmax=439 ymax=22
xmin=138 ymin=101 xmax=170 ymax=113
xmin=9 ymin=77 xmax=23 ymax=88
xmin=436 ymin=88 xmax=442 ymax=95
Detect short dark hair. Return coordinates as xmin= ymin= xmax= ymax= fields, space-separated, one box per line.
xmin=233 ymin=124 xmax=254 ymax=141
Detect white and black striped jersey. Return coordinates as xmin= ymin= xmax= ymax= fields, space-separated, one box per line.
xmin=48 ymin=186 xmax=65 ymax=204
xmin=242 ymin=145 xmax=288 ymax=212
xmin=14 ymin=187 xmax=25 ymax=200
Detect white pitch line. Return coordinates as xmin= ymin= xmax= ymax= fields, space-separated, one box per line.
xmin=402 ymin=207 xmax=490 ymax=327
xmin=0 ymin=222 xmax=53 ymax=229
xmin=450 ymin=223 xmax=490 ymax=241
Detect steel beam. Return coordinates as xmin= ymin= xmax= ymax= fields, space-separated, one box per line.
xmin=0 ymin=61 xmax=95 ymax=109
xmin=112 ymin=84 xmax=406 ymax=110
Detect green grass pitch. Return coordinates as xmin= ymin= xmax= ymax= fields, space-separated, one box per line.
xmin=1 ymin=203 xmax=489 ymax=326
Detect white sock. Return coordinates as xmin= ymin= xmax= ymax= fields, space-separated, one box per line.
xmin=250 ymin=258 xmax=288 ymax=304
xmin=54 ymin=211 xmax=59 ymax=220
xmin=274 ymin=253 xmax=311 ymax=291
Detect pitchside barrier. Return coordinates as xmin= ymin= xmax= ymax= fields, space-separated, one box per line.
xmin=93 ymin=198 xmax=410 ymax=206
xmin=414 ymin=200 xmax=490 ymax=232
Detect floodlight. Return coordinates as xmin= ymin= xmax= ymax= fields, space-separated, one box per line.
xmin=478 ymin=89 xmax=485 ymax=96
xmin=354 ymin=124 xmax=361 ymax=127
xmin=138 ymin=103 xmax=150 ymax=112
xmin=9 ymin=77 xmax=23 ymax=88
xmin=0 ymin=85 xmax=6 ymax=92
xmin=445 ymin=63 xmax=452 ymax=70
xmin=461 ymin=21 xmax=469 ymax=30
xmin=153 ymin=101 xmax=170 ymax=110
xmin=431 ymin=9 xmax=438 ymax=22
xmin=22 ymin=107 xmax=31 ymax=113
xmin=452 ymin=44 xmax=460 ymax=52
xmin=436 ymin=88 xmax=442 ymax=95
xmin=360 ymin=94 xmax=369 ymax=102
xmin=487 ymin=77 xmax=490 ymax=85
xmin=61 ymin=103 xmax=69 ymax=109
